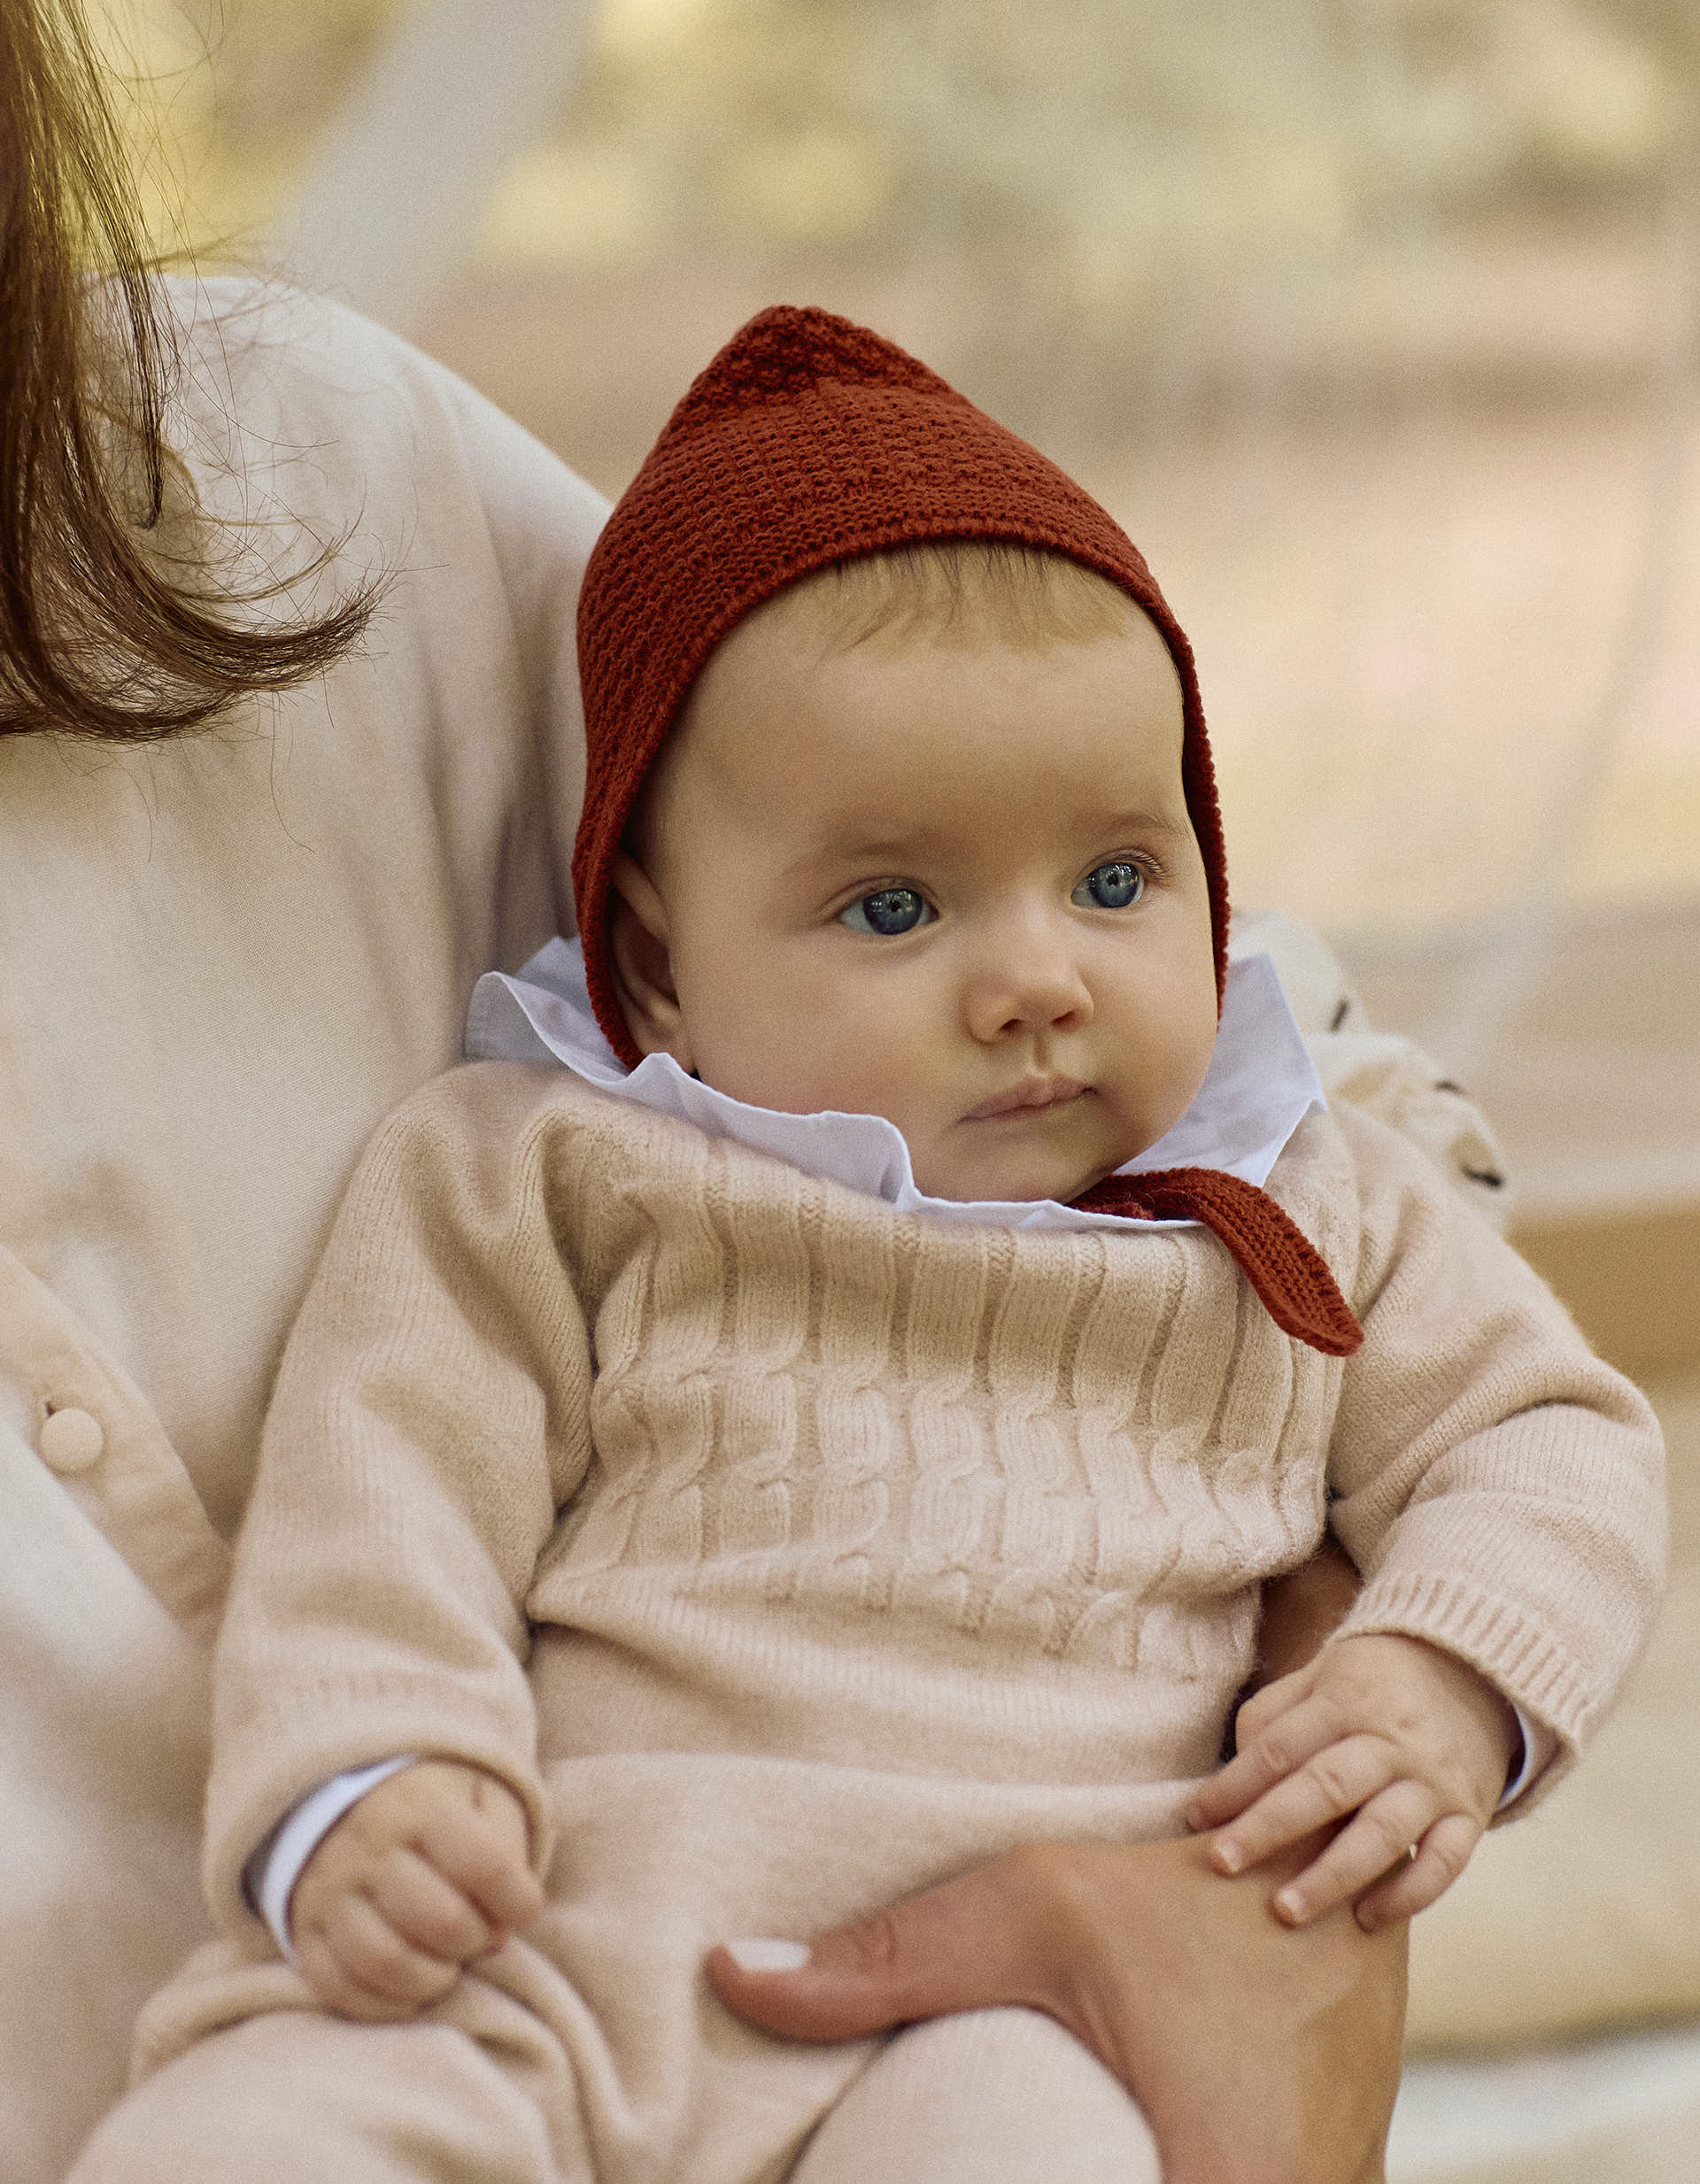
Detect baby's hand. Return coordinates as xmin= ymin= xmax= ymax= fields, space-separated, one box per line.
xmin=290 ymin=1758 xmax=545 ymax=2020
xmin=1185 ymin=1632 xmax=1518 ymax=1933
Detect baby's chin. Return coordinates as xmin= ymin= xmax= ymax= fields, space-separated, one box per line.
xmin=908 ymin=1103 xmax=1156 ymax=1206
xmin=908 ymin=1146 xmax=1137 ymax=1208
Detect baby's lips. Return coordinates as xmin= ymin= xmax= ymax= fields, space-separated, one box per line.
xmin=962 ymin=1076 xmax=1089 ymax=1123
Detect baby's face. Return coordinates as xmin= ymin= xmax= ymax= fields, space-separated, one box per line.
xmin=612 ymin=583 xmax=1220 ymax=1204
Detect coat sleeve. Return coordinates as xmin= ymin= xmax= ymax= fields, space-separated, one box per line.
xmin=203 ymin=1062 xmax=595 ymax=1933
xmin=1322 ymin=1104 xmax=1665 ymax=1797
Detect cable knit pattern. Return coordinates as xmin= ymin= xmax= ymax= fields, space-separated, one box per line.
xmin=202 ymin=1062 xmax=1664 ymax=1941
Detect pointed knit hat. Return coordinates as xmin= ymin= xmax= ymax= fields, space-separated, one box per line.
xmin=573 ymin=304 xmax=1227 ymax=1045
xmin=572 ymin=305 xmax=1359 ymax=1356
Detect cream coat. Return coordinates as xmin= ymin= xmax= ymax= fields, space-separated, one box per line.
xmin=0 ymin=281 xmax=605 ymax=2184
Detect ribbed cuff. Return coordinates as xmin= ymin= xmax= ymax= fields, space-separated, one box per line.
xmin=1336 ymin=1568 xmax=1591 ymax=1755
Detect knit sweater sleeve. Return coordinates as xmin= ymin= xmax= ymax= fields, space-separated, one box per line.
xmin=1321 ymin=1104 xmax=1665 ymax=1794
xmin=203 ymin=1062 xmax=596 ymax=1933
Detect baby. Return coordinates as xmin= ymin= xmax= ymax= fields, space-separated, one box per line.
xmin=85 ymin=308 xmax=1663 ymax=2184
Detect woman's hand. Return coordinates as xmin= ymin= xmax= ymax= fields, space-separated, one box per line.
xmin=707 ymin=1829 xmax=1405 ymax=2184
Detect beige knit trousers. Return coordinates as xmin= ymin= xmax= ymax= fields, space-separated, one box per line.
xmin=69 ymin=1993 xmax=1158 ymax=2184
xmin=70 ymin=1755 xmax=1174 ymax=2184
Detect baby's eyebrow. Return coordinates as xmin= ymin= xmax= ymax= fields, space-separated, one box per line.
xmin=777 ymin=832 xmax=933 ymax=883
xmin=1095 ymin=807 xmax=1192 ymax=843
xmin=777 ymin=807 xmax=1194 ymax=889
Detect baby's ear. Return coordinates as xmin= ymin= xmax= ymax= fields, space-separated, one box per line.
xmin=607 ymin=853 xmax=694 ymax=1070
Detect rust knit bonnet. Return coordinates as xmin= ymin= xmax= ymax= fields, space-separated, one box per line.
xmin=572 ymin=305 xmax=1360 ymax=1357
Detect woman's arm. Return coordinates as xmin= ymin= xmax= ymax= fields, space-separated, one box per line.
xmin=1252 ymin=1535 xmax=1364 ymax=1686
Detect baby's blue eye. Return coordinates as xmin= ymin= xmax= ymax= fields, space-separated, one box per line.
xmin=1073 ymin=860 xmax=1145 ymax=910
xmin=840 ymin=887 xmax=931 ymax=936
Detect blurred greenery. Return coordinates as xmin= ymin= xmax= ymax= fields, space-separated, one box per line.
xmin=105 ymin=0 xmax=1692 ymax=284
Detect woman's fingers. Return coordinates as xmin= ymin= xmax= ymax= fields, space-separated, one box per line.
xmin=709 ymin=1833 xmax=1409 ymax=2184
xmin=1268 ymin=1780 xmax=1443 ymax=1925
xmin=1204 ymin=1731 xmax=1395 ymax=1873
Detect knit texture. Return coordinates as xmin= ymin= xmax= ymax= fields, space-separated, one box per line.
xmin=1075 ymin=1168 xmax=1364 ymax=1354
xmin=572 ymin=305 xmax=1228 ymax=1054
xmin=162 ymin=1061 xmax=1664 ymax=2182
xmin=203 ymin=1061 xmax=1665 ymax=1949
xmin=102 ymin=1974 xmax=1163 ymax=2184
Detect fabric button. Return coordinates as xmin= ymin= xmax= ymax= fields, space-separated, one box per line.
xmin=39 ymin=1405 xmax=106 ymax=1474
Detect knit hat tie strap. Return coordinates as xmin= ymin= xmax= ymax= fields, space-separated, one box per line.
xmin=1070 ymin=1169 xmax=1364 ymax=1357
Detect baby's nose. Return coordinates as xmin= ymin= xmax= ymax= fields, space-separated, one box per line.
xmin=961 ymin=921 xmax=1093 ymax=1041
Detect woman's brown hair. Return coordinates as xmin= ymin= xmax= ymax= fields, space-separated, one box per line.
xmin=1 ymin=0 xmax=381 ymax=741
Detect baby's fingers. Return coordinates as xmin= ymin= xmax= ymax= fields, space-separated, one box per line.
xmin=419 ymin=1783 xmax=545 ymax=1935
xmin=1199 ymin=1728 xmax=1393 ymax=1869
xmin=1351 ymin=1812 xmax=1482 ymax=1932
xmin=436 ymin=1833 xmax=544 ymax=1935
xmin=296 ymin=1893 xmax=463 ymax=2022
xmin=1186 ymin=1687 xmax=1350 ymax=1833
xmin=1268 ymin=1781 xmax=1441 ymax=1927
xmin=369 ymin=1848 xmax=502 ymax=1964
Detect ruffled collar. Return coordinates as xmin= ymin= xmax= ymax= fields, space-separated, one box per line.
xmin=466 ymin=937 xmax=1323 ymax=1238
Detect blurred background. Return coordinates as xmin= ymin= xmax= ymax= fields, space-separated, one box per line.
xmin=102 ymin=0 xmax=1700 ymax=1368
xmin=95 ymin=2 xmax=1699 ymax=2172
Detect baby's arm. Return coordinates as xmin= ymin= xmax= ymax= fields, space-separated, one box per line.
xmin=1185 ymin=1632 xmax=1521 ymax=1930
xmin=1194 ymin=1103 xmax=1662 ymax=1935
xmin=288 ymin=1759 xmax=545 ymax=2021
xmin=200 ymin=1068 xmax=599 ymax=1948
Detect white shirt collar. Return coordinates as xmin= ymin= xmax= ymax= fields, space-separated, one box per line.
xmin=465 ymin=938 xmax=1323 ymax=1235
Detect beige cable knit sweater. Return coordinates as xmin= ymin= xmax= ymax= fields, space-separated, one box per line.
xmin=203 ymin=1059 xmax=1663 ymax=1943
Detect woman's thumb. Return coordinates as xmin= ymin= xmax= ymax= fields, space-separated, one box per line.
xmin=705 ymin=1852 xmax=1055 ymax=2042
